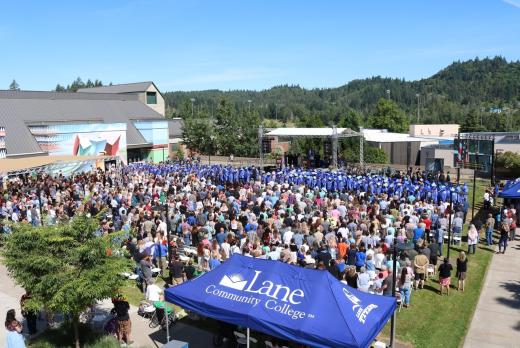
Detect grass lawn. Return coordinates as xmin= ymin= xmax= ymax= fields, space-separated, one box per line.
xmin=381 ymin=178 xmax=496 ymax=348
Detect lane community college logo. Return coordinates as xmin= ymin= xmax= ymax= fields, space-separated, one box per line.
xmin=219 ymin=273 xmax=248 ymax=291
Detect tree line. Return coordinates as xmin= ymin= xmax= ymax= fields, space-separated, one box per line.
xmin=164 ymin=56 xmax=520 ymax=134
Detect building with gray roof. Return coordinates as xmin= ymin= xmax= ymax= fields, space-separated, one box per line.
xmin=0 ymin=82 xmax=178 ymax=164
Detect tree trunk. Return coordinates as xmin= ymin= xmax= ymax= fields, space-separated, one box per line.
xmin=73 ymin=314 xmax=80 ymax=348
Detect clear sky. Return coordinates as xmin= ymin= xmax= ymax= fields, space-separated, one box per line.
xmin=1 ymin=0 xmax=519 ymax=92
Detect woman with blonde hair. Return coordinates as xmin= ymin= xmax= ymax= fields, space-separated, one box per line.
xmin=467 ymin=224 xmax=479 ymax=254
xmin=456 ymin=251 xmax=468 ymax=291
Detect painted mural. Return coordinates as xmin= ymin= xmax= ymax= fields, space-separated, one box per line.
xmin=27 ymin=123 xmax=127 ymax=163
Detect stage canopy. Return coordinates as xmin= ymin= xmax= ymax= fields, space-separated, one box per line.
xmin=265 ymin=127 xmax=360 ymax=138
xmin=165 ymin=254 xmax=396 ymax=348
xmin=499 ymin=179 xmax=520 ymax=199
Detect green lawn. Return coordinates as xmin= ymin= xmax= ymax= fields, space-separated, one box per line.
xmin=381 ymin=178 xmax=495 ymax=348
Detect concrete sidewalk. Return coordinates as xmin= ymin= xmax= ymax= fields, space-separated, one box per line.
xmin=464 ymin=238 xmax=520 ymax=348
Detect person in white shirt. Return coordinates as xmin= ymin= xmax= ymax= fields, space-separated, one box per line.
xmin=145 ymin=278 xmax=163 ymax=302
xmin=283 ymin=227 xmax=294 ymax=245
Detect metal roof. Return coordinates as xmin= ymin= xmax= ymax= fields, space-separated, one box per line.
xmin=362 ymin=129 xmax=452 ymax=143
xmin=0 ymin=91 xmax=164 ymax=155
xmin=77 ymin=82 xmax=153 ymax=94
xmin=265 ymin=127 xmax=360 ymax=138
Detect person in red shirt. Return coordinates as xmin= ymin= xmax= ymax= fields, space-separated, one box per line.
xmin=337 ymin=238 xmax=348 ymax=260
xmin=422 ymin=216 xmax=432 ymax=242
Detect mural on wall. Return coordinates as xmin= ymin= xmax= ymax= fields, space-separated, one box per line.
xmin=28 ymin=123 xmax=127 ymax=163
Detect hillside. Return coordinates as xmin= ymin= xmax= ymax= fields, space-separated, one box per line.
xmin=164 ymin=57 xmax=520 ymax=132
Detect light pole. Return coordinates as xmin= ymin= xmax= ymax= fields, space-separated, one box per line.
xmin=416 ymin=93 xmax=420 ymax=123
xmin=248 ymin=99 xmax=252 ymax=112
xmin=190 ymin=98 xmax=195 ymax=117
xmin=447 ymin=187 xmax=454 ymax=259
xmin=386 ymin=89 xmax=391 ymax=100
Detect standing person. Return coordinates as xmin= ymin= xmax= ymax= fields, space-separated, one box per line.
xmin=5 ymin=316 xmax=25 ymax=348
xmin=413 ymin=250 xmax=429 ymax=290
xmin=169 ymin=254 xmax=186 ymax=285
xmin=20 ymin=293 xmax=37 ymax=336
xmin=112 ymin=294 xmax=133 ymax=346
xmin=398 ymin=268 xmax=412 ymax=308
xmin=467 ymin=224 xmax=479 ymax=254
xmin=139 ymin=254 xmax=153 ymax=292
xmin=485 ymin=213 xmax=495 ymax=246
xmin=438 ymin=257 xmax=453 ymax=296
xmin=498 ymin=222 xmax=509 ymax=254
xmin=456 ymin=251 xmax=468 ymax=292
xmin=154 ymin=237 xmax=168 ymax=276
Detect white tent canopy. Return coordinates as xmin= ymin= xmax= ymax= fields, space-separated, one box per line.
xmin=265 ymin=127 xmax=360 ymax=138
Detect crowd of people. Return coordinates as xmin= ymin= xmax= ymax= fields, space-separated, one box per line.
xmin=2 ymin=159 xmax=517 ymax=347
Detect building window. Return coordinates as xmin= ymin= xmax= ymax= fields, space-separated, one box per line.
xmin=146 ymin=92 xmax=157 ymax=104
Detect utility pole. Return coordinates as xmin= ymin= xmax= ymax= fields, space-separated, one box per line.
xmin=248 ymin=99 xmax=252 ymax=112
xmin=190 ymin=98 xmax=195 ymax=117
xmin=386 ymin=89 xmax=391 ymax=100
xmin=359 ymin=127 xmax=364 ymax=167
xmin=447 ymin=188 xmax=453 ymax=259
xmin=332 ymin=125 xmax=338 ymax=170
xmin=258 ymin=125 xmax=264 ymax=173
xmin=416 ymin=93 xmax=420 ymax=123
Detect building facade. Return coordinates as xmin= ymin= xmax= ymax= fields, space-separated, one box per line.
xmin=0 ymin=82 xmax=172 ymax=164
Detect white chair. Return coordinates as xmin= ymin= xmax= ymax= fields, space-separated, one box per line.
xmin=426 ymin=264 xmax=435 ymax=279
xmin=234 ymin=331 xmax=257 ymax=347
xmin=374 ymin=341 xmax=387 ymax=348
xmin=234 ymin=331 xmax=247 ymax=346
xmin=265 ymin=340 xmax=274 ymax=348
xmin=453 ymin=236 xmax=462 ymax=246
xmin=396 ymin=292 xmax=403 ymax=312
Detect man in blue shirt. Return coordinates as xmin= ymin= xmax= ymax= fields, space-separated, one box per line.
xmin=413 ymin=224 xmax=425 ymax=243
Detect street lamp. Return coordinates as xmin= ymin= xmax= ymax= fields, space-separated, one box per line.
xmin=190 ymin=98 xmax=195 ymax=118
xmin=386 ymin=89 xmax=391 ymax=100
xmin=248 ymin=100 xmax=252 ymax=112
xmin=447 ymin=187 xmax=454 ymax=259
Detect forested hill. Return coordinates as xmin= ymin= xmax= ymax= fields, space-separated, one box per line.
xmin=164 ymin=57 xmax=520 ymax=132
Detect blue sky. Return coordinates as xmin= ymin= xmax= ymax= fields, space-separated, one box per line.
xmin=1 ymin=0 xmax=519 ymax=92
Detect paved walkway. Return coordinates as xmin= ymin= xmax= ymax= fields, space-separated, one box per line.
xmin=0 ymin=262 xmax=29 ymax=345
xmin=464 ymin=237 xmax=520 ymax=348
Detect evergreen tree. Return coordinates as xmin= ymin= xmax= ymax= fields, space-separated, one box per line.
xmin=55 ymin=84 xmax=66 ymax=92
xmin=9 ymin=79 xmax=20 ymax=90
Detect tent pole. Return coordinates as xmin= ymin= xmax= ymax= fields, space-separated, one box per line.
xmin=247 ymin=327 xmax=250 ymax=348
xmin=165 ymin=304 xmax=170 ymax=343
xmin=390 ymin=243 xmax=397 ymax=347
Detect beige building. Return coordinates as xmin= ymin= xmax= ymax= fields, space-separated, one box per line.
xmin=78 ymin=81 xmax=165 ymax=116
xmin=409 ymin=124 xmax=459 ymax=137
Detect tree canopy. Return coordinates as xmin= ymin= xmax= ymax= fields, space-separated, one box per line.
xmin=2 ymin=215 xmax=131 ymax=348
xmin=9 ymin=79 xmax=20 ymax=91
xmin=368 ymin=98 xmax=409 ymax=133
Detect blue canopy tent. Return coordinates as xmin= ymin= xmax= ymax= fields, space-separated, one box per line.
xmin=499 ymin=179 xmax=520 ymax=199
xmin=165 ymin=254 xmax=396 ymax=348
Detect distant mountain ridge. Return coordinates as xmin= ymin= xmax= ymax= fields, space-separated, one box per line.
xmin=164 ymin=56 xmax=520 ymax=131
